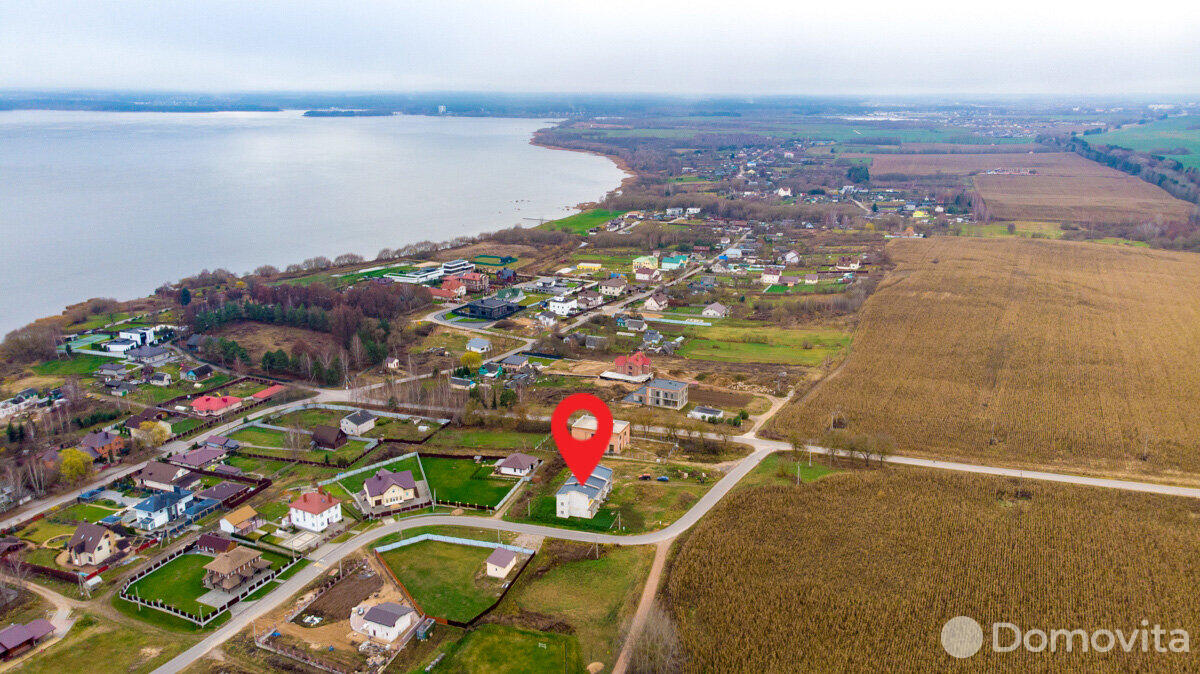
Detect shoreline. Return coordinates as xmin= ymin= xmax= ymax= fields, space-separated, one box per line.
xmin=9 ymin=122 xmax=629 ymax=334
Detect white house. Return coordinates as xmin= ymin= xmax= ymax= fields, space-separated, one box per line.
xmin=782 ymin=250 xmax=801 ymax=265
xmin=664 ymin=207 xmax=684 ymax=217
xmin=776 ymin=187 xmax=793 ymax=198
xmin=555 ymin=465 xmax=614 ymax=519
xmin=547 ymin=296 xmax=577 ymax=317
xmin=598 ymin=277 xmax=628 ymax=297
xmin=485 ymin=548 xmax=518 ymax=578
xmin=643 ymin=293 xmax=670 ymax=312
xmin=760 ymin=267 xmax=783 ymax=285
xmin=118 ymin=326 xmax=159 ymax=346
xmin=104 ymin=338 xmax=139 ymax=353
xmin=131 ymin=488 xmax=193 ymax=530
xmin=355 ymin=602 xmax=415 ymax=643
xmin=288 ymin=489 xmax=342 ymax=533
xmin=634 ymin=268 xmax=662 ymax=283
xmin=440 ymin=259 xmax=474 ymax=276
xmin=465 ymin=337 xmax=492 ymax=354
xmin=495 ymin=453 xmax=540 ymax=478
xmin=685 ymin=207 xmax=702 ymax=216
xmin=701 ymin=302 xmax=728 ymax=318
xmin=340 ymin=410 xmax=377 ymax=436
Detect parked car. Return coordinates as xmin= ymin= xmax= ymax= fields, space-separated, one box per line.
xmin=656 ymin=476 xmax=670 ymax=482
xmin=638 ymin=473 xmax=653 ymax=481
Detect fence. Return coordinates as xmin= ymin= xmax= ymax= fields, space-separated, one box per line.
xmin=373 ymin=537 xmax=537 ymax=629
xmin=318 ymin=451 xmax=420 ymax=487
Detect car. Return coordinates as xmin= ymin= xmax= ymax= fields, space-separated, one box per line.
xmin=656 ymin=476 xmax=670 ymax=482
xmin=638 ymin=473 xmax=653 ymax=481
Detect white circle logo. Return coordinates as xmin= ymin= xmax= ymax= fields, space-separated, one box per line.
xmin=941 ymin=616 xmax=984 ymax=658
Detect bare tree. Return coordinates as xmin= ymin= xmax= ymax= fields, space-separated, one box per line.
xmin=285 ymin=426 xmax=308 ymax=455
xmin=629 ymin=602 xmax=683 ymax=674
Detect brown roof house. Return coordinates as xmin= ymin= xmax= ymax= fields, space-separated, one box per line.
xmin=66 ymin=523 xmax=121 ymax=567
xmin=0 ymin=619 xmax=55 ymax=660
xmin=311 ymin=425 xmax=347 ymax=450
xmin=485 ymin=548 xmax=519 ymax=579
xmin=494 ymin=453 xmax=540 ymax=478
xmin=202 ymin=545 xmax=270 ymax=591
xmin=219 ymin=505 xmax=261 ymax=536
xmin=78 ymin=430 xmax=125 ymax=464
xmin=195 ymin=533 xmax=236 ymax=555
xmin=361 ymin=469 xmax=417 ymax=509
xmin=136 ymin=461 xmax=197 ymax=492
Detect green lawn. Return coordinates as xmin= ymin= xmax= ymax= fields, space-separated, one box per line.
xmin=1095 ymin=116 xmax=1200 ymax=170
xmin=229 ymin=426 xmax=290 ymax=448
xmin=269 ymin=407 xmax=344 ymax=430
xmin=110 ymin=595 xmax=230 ymax=633
xmin=223 ymin=454 xmax=289 ymax=475
xmin=31 ymin=354 xmax=120 ymax=376
xmin=505 ymin=545 xmax=652 ymax=667
xmin=737 ymin=452 xmax=837 ymax=490
xmin=959 ymin=221 xmax=1065 ymax=239
xmin=508 ymin=496 xmax=618 ymax=532
xmin=336 ymin=454 xmax=424 ymax=494
xmin=64 ymin=312 xmax=132 ymax=332
xmin=171 ymin=418 xmax=203 ymax=434
xmin=379 ymin=540 xmax=508 ymax=622
xmin=676 ymin=326 xmax=851 ymax=365
xmin=19 ymin=613 xmax=193 ymax=674
xmin=50 ymin=502 xmax=120 ymax=524
xmin=427 ymin=428 xmax=547 ymax=451
xmin=124 ymin=553 xmax=217 ymax=617
xmin=539 ymin=209 xmax=626 ymax=234
xmin=255 ymin=501 xmax=290 ymax=522
xmin=16 ymin=520 xmax=77 ymax=545
xmin=422 ymin=457 xmax=516 ymax=508
xmin=432 ymin=624 xmax=580 ymax=674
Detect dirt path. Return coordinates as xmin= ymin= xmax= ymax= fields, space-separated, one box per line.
xmin=611 ymin=539 xmax=671 ymax=674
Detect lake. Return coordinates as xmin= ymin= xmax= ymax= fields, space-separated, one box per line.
xmin=0 ymin=111 xmax=625 ymax=333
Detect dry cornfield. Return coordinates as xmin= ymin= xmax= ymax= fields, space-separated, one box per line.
xmin=666 ymin=470 xmax=1200 ymax=672
xmin=768 ymin=237 xmax=1200 ymax=478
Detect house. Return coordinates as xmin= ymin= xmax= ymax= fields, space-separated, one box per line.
xmin=136 ymin=461 xmax=195 ymax=492
xmin=495 ymin=453 xmax=540 ymax=477
xmin=78 ymin=431 xmax=125 ymax=463
xmin=664 ymin=207 xmax=683 ymax=217
xmin=624 ymin=318 xmax=647 ymax=332
xmin=126 ymin=345 xmax=172 ymax=366
xmin=95 ymin=362 xmax=127 ymax=380
xmin=438 ymin=276 xmax=467 ymax=298
xmin=634 ymin=268 xmax=662 ymax=283
xmin=185 ymin=334 xmax=208 ymax=351
xmin=479 ymin=362 xmax=503 ymax=378
xmin=760 ymin=267 xmax=783 ymax=285
xmin=0 ymin=620 xmax=55 ymax=660
xmin=777 ymin=187 xmax=793 ymax=198
xmin=555 ymin=465 xmax=614 ymax=518
xmin=361 ymin=469 xmax=417 ymax=508
xmin=778 ymin=275 xmax=799 ymax=287
xmin=688 ymin=406 xmax=725 ymax=421
xmin=103 ymin=380 xmax=136 ymax=397
xmin=460 ymin=271 xmax=490 ymax=292
xmin=148 ymin=372 xmax=171 ymax=386
xmin=535 ymin=311 xmax=558 ymax=327
xmin=175 ymin=446 xmax=226 ymax=469
xmin=804 ymin=273 xmax=819 ymax=285
xmin=356 ymin=602 xmax=415 ymax=643
xmin=205 ymin=435 xmax=240 ymax=451
xmin=213 ymin=464 xmax=243 ymax=477
xmin=834 ymin=256 xmax=862 ymax=271
xmin=384 ymin=356 xmax=401 ymax=370
xmin=182 ymin=364 xmax=213 ymax=381
xmin=449 ymin=376 xmax=476 ymax=390
xmin=452 ymin=297 xmax=520 ymax=321
xmin=311 ymin=425 xmax=347 ymax=449
xmin=547 ymin=296 xmax=577 ymax=317
xmin=494 ymin=284 xmax=523 ymax=302
xmin=131 ymin=488 xmax=194 ymax=530
xmin=614 ymin=351 xmax=652 ymax=377
xmin=252 ymin=384 xmax=284 ymax=401
xmin=576 ymin=262 xmax=601 ymax=272
xmin=660 ymin=254 xmax=689 ymax=271
xmin=195 ymin=532 xmax=236 ymax=555
xmin=219 ymin=505 xmax=262 ymax=535
xmin=440 ymin=259 xmax=473 ymax=276
xmin=289 ymin=489 xmax=342 ymax=533
xmin=499 ymin=354 xmax=529 ymax=368
xmin=191 ymin=395 xmax=241 ymax=416
xmin=624 ymin=378 xmax=689 ymax=410
xmin=643 ymin=293 xmax=670 ymax=312
xmin=341 ymin=410 xmax=377 ymax=436
xmin=465 ymin=337 xmax=492 ymax=354
xmin=571 ymin=415 xmax=631 ymax=454
xmin=104 ymin=338 xmax=138 ymax=353
xmin=631 ymin=255 xmax=658 ymax=270
xmin=485 ymin=547 xmax=518 ymax=578
xmin=66 ymin=522 xmax=120 ymax=567
xmin=203 ymin=545 xmax=270 ymax=591
xmin=685 ymin=206 xmax=702 ymax=216
xmin=576 ymin=290 xmax=604 ymax=310
xmin=598 ymin=277 xmax=628 ymax=297
xmin=584 ymin=334 xmax=607 ymax=350
xmin=782 ymin=250 xmax=801 ymax=265
xmin=429 ymin=286 xmax=458 ymax=300
xmin=701 ymin=302 xmax=728 ymax=318
xmin=196 ymin=481 xmax=246 ymax=503
xmin=118 ymin=326 xmax=159 ymax=346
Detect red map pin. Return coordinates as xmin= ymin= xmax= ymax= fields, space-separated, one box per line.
xmin=551 ymin=392 xmax=613 ymax=485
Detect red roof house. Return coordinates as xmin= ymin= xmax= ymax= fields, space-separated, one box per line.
xmin=460 ymin=272 xmax=489 ymax=292
xmin=252 ymin=384 xmax=285 ymax=400
xmin=191 ymin=395 xmax=242 ymax=416
xmin=614 ymin=351 xmax=652 ymax=377
xmin=439 ymin=277 xmax=466 ymax=297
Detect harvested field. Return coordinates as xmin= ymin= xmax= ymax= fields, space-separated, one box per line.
xmin=867 ymin=151 xmax=1100 ymax=177
xmin=970 ymin=154 xmax=1192 ymax=225
xmin=769 ymin=237 xmax=1200 ymax=477
xmin=297 ymin=567 xmax=382 ymax=621
xmin=687 ymin=386 xmax=753 ymax=409
xmin=667 ymin=469 xmax=1200 ymax=672
xmin=211 ymin=322 xmax=337 ymax=360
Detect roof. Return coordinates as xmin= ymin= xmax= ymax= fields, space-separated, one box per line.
xmin=197 ymin=482 xmax=245 ymax=502
xmin=203 ymin=545 xmax=263 ymax=575
xmin=68 ymin=522 xmax=112 ymax=555
xmin=133 ymin=488 xmax=192 ymax=513
xmin=468 ymin=297 xmax=517 ymax=309
xmin=213 ymin=464 xmax=243 ymax=476
xmin=496 ymin=453 xmax=539 ymax=472
xmin=599 ymin=277 xmax=627 ymax=287
xmin=486 ymin=547 xmax=518 ymax=568
xmin=290 ymin=489 xmax=340 ymax=515
xmin=206 ymin=434 xmax=236 ymax=448
xmin=363 ymin=469 xmax=416 ymax=498
xmin=186 ymin=364 xmax=213 ymax=376
xmin=465 ymin=337 xmax=491 ymax=349
xmin=222 ymin=505 xmax=259 ymax=527
xmin=191 ymin=395 xmax=240 ymax=412
xmin=694 ymin=406 xmax=723 ymax=415
xmin=311 ymin=425 xmax=345 ymax=446
xmin=0 ymin=619 xmax=54 ymax=650
xmin=343 ymin=409 xmax=376 ymax=425
xmin=252 ymin=384 xmax=285 ymax=399
xmin=363 ymin=602 xmax=414 ymax=628
xmin=177 ymin=447 xmax=225 ymax=467
xmin=647 ymin=378 xmax=688 ymax=392
xmin=500 ymin=354 xmax=529 ymax=366
xmin=138 ymin=461 xmax=184 ymax=485
xmin=196 ymin=533 xmax=235 ymax=552
xmin=79 ymin=430 xmax=121 ymax=450
xmin=127 ymin=345 xmax=170 ymax=359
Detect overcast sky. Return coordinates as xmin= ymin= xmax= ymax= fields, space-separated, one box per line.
xmin=2 ymin=0 xmax=1198 ymax=96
